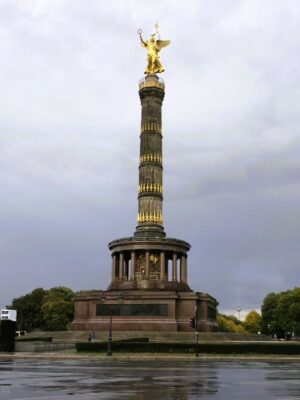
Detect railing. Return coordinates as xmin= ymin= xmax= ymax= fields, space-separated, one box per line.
xmin=139 ymin=76 xmax=165 ymax=90
xmin=15 ymin=342 xmax=75 ymax=353
xmin=134 ymin=272 xmax=159 ymax=281
xmin=139 ymin=76 xmax=165 ymax=85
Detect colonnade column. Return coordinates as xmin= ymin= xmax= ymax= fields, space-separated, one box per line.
xmin=181 ymin=255 xmax=187 ymax=284
xmin=125 ymin=259 xmax=129 ymax=280
xmin=111 ymin=254 xmax=117 ymax=282
xmin=119 ymin=252 xmax=124 ymax=280
xmin=172 ymin=253 xmax=177 ymax=282
xmin=130 ymin=251 xmax=136 ymax=280
xmin=111 ymin=250 xmax=188 ymax=284
xmin=160 ymin=252 xmax=165 ymax=280
xmin=145 ymin=251 xmax=150 ymax=279
xmin=184 ymin=255 xmax=188 ymax=283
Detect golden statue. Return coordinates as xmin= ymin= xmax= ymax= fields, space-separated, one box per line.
xmin=138 ymin=24 xmax=171 ymax=75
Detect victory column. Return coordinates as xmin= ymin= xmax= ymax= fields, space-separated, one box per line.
xmin=72 ymin=25 xmax=218 ymax=332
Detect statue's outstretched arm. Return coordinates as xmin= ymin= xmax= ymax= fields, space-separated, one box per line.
xmin=139 ymin=34 xmax=147 ymax=48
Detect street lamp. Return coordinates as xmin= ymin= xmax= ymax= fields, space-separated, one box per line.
xmin=195 ymin=304 xmax=198 ymax=358
xmin=97 ymin=295 xmax=113 ymax=356
xmin=106 ymin=293 xmax=124 ymax=356
xmin=190 ymin=304 xmax=199 ymax=357
xmin=107 ymin=311 xmax=113 ymax=356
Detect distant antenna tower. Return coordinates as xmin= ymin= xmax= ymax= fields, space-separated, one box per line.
xmin=237 ymin=306 xmax=242 ymax=321
xmin=236 ymin=286 xmax=242 ymax=320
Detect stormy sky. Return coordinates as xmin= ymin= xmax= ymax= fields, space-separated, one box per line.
xmin=1 ymin=0 xmax=299 ymax=317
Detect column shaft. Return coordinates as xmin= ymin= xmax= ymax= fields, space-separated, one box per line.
xmin=125 ymin=259 xmax=129 ymax=280
xmin=119 ymin=253 xmax=124 ymax=280
xmin=160 ymin=252 xmax=165 ymax=280
xmin=172 ymin=253 xmax=177 ymax=282
xmin=130 ymin=252 xmax=135 ymax=280
xmin=181 ymin=255 xmax=187 ymax=284
xmin=135 ymin=75 xmax=166 ymax=238
xmin=145 ymin=251 xmax=150 ymax=279
xmin=111 ymin=254 xmax=116 ymax=282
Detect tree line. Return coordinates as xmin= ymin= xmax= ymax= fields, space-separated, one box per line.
xmin=7 ymin=287 xmax=74 ymax=331
xmin=218 ymin=287 xmax=300 ymax=337
xmin=261 ymin=287 xmax=300 ymax=337
xmin=7 ymin=286 xmax=299 ymax=335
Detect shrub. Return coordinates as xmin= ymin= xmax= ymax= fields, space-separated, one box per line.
xmin=75 ymin=341 xmax=300 ymax=355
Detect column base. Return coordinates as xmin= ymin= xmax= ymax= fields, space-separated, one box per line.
xmin=107 ymin=279 xmax=191 ymax=292
xmin=134 ymin=224 xmax=166 ymax=238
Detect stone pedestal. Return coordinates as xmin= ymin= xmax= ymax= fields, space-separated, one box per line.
xmin=72 ymin=290 xmax=218 ymax=332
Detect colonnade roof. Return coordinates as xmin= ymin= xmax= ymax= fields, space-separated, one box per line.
xmin=109 ymin=236 xmax=191 ymax=250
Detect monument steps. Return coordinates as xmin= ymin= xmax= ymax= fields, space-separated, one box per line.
xmin=19 ymin=331 xmax=273 ymax=343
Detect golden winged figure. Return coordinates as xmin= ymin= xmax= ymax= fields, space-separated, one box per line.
xmin=138 ymin=24 xmax=171 ymax=75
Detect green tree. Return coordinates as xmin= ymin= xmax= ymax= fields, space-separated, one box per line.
xmin=217 ymin=313 xmax=245 ymax=333
xmin=261 ymin=287 xmax=300 ymax=337
xmin=261 ymin=292 xmax=280 ymax=335
xmin=41 ymin=287 xmax=74 ymax=331
xmin=7 ymin=286 xmax=75 ymax=332
xmin=7 ymin=288 xmax=47 ymax=331
xmin=244 ymin=310 xmax=262 ymax=334
xmin=273 ymin=287 xmax=300 ymax=335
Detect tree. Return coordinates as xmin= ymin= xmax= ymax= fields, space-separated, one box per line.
xmin=273 ymin=288 xmax=300 ymax=335
xmin=261 ymin=292 xmax=280 ymax=335
xmin=217 ymin=313 xmax=245 ymax=333
xmin=7 ymin=286 xmax=74 ymax=332
xmin=261 ymin=287 xmax=300 ymax=337
xmin=41 ymin=287 xmax=74 ymax=331
xmin=244 ymin=311 xmax=262 ymax=334
xmin=7 ymin=288 xmax=47 ymax=331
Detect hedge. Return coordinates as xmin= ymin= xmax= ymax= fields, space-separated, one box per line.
xmin=16 ymin=336 xmax=52 ymax=342
xmin=76 ymin=341 xmax=300 ymax=355
xmin=0 ymin=343 xmax=15 ymax=352
xmin=113 ymin=337 xmax=149 ymax=343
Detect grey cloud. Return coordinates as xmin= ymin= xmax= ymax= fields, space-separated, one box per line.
xmin=0 ymin=0 xmax=299 ymax=316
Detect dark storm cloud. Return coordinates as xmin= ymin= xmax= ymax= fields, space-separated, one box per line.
xmin=0 ymin=0 xmax=299 ymax=316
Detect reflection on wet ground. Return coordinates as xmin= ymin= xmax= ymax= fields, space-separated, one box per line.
xmin=0 ymin=359 xmax=300 ymax=399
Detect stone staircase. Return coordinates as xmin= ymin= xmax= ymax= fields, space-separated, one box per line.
xmin=19 ymin=331 xmax=272 ymax=343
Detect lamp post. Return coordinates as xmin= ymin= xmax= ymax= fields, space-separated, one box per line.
xmin=190 ymin=304 xmax=198 ymax=357
xmin=107 ymin=311 xmax=113 ymax=356
xmin=195 ymin=304 xmax=198 ymax=358
xmin=97 ymin=296 xmax=113 ymax=356
xmin=106 ymin=294 xmax=123 ymax=356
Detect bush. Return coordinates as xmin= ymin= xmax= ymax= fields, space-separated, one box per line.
xmin=75 ymin=341 xmax=300 ymax=355
xmin=16 ymin=336 xmax=52 ymax=342
xmin=113 ymin=337 xmax=149 ymax=343
xmin=76 ymin=342 xmax=193 ymax=353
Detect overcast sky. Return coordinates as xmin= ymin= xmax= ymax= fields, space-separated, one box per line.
xmin=1 ymin=0 xmax=299 ymax=317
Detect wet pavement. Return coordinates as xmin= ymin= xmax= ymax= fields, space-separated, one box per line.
xmin=0 ymin=359 xmax=300 ymax=399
